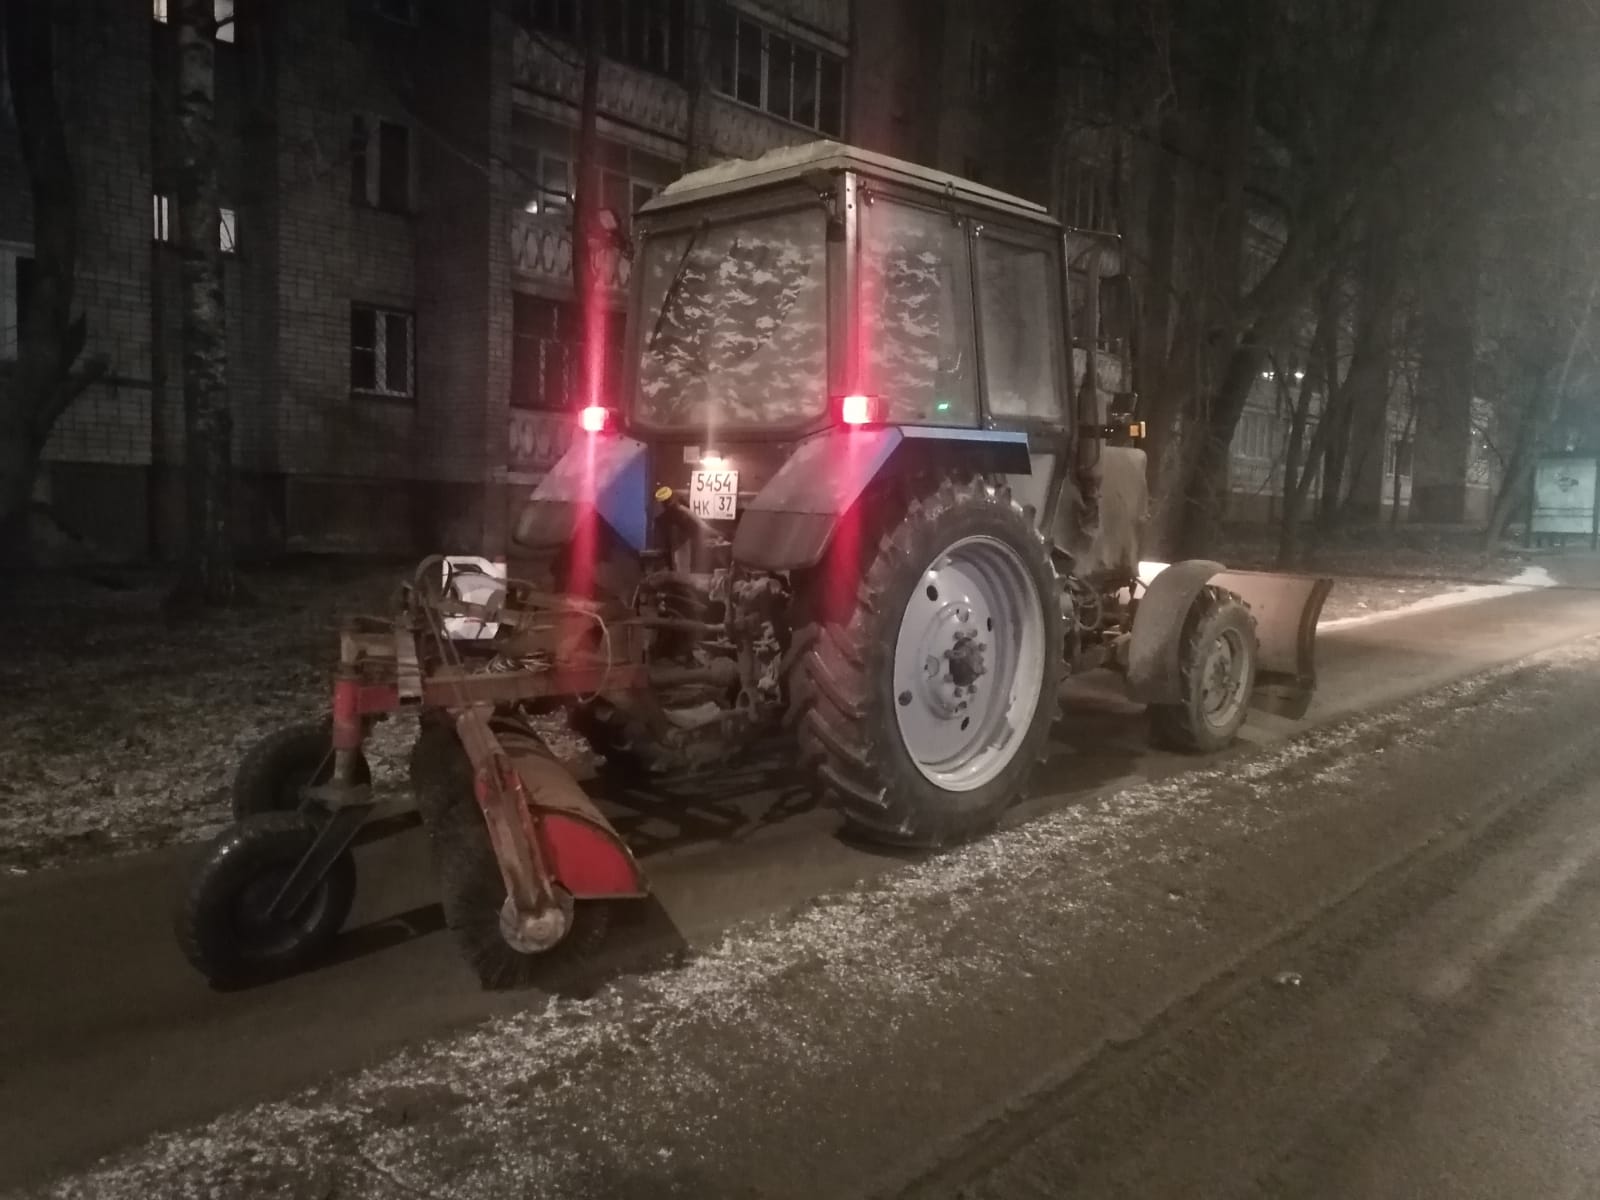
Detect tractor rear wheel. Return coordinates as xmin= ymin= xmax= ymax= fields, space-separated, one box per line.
xmin=1149 ymin=588 xmax=1257 ymax=753
xmin=410 ymin=721 xmax=608 ymax=989
xmin=799 ymin=475 xmax=1061 ymax=848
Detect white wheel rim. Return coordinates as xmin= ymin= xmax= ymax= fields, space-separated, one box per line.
xmin=1199 ymin=626 xmax=1251 ymax=730
xmin=892 ymin=534 xmax=1048 ymax=793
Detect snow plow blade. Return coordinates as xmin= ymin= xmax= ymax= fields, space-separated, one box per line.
xmin=1212 ymin=569 xmax=1333 ymax=721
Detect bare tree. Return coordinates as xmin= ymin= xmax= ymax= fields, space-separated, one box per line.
xmin=0 ymin=0 xmax=107 ymax=559
xmin=168 ymin=0 xmax=236 ymax=607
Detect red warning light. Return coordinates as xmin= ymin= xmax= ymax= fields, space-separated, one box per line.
xmin=840 ymin=394 xmax=880 ymax=426
xmin=579 ymin=405 xmax=611 ymax=433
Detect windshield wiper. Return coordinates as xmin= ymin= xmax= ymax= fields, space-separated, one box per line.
xmin=646 ymin=222 xmax=707 ymax=351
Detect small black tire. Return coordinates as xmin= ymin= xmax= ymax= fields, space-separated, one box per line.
xmin=410 ymin=722 xmax=609 ymax=990
xmin=232 ymin=719 xmax=371 ymax=820
xmin=1149 ymin=588 xmax=1258 ymax=754
xmin=798 ymin=474 xmax=1062 ymax=849
xmin=175 ymin=812 xmax=356 ymax=985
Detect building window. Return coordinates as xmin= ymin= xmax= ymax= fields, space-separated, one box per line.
xmin=351 ymin=304 xmax=415 ymax=398
xmin=523 ymin=0 xmax=578 ymax=38
xmin=709 ymin=4 xmax=845 ymax=136
xmin=152 ymin=193 xmax=172 ymax=242
xmin=511 ymin=294 xmax=627 ymax=410
xmin=521 ymin=0 xmax=685 ymax=80
xmin=371 ymin=0 xmax=418 ymax=24
xmin=511 ymin=295 xmax=576 ymax=411
xmin=152 ymin=194 xmax=238 ymax=252
xmin=351 ymin=115 xmax=414 ymax=213
xmin=970 ymin=39 xmax=995 ymax=101
xmin=153 ymin=0 xmax=235 ymax=42
xmin=511 ymin=115 xmax=677 ymax=228
xmin=1 ymin=247 xmax=34 ymax=361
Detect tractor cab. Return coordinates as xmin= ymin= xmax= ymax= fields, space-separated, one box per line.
xmin=519 ymin=140 xmax=1087 ymax=574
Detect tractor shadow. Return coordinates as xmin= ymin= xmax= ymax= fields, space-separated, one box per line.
xmin=586 ymin=744 xmax=819 ymax=860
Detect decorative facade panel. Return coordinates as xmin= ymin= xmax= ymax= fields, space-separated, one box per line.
xmin=510 ymin=211 xmax=632 ymax=299
xmin=511 ymin=31 xmax=689 ymax=142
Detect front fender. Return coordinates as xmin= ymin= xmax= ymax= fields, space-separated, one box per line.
xmin=731 ymin=426 xmax=1032 ymax=571
xmin=1127 ymin=560 xmax=1224 ymax=706
xmin=1127 ymin=562 xmax=1332 ymax=719
xmin=513 ymin=435 xmax=650 ymax=554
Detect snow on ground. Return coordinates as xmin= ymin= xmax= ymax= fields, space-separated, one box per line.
xmin=26 ymin=635 xmax=1600 ymax=1200
xmin=1319 ymin=565 xmax=1559 ymax=629
xmin=0 ymin=565 xmax=591 ymax=873
xmin=0 ymin=551 xmax=1581 ymax=874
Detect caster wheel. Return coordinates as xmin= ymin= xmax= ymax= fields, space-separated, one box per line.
xmin=232 ymin=719 xmax=371 ymax=820
xmin=175 ymin=812 xmax=356 ymax=985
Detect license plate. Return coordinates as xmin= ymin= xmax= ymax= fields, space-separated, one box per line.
xmin=689 ymin=469 xmax=739 ymax=520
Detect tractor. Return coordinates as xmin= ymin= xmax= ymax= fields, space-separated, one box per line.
xmin=175 ymin=142 xmax=1329 ymax=989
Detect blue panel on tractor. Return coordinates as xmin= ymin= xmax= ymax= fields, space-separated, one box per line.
xmin=526 ymin=435 xmax=650 ymax=553
xmin=744 ymin=427 xmax=904 ymax=516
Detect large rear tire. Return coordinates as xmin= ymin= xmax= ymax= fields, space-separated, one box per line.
xmin=1149 ymin=588 xmax=1257 ymax=754
xmin=799 ymin=475 xmax=1061 ymax=848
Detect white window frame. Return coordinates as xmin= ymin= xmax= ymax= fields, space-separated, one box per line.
xmin=152 ymin=193 xmax=172 ymax=243
xmin=713 ymin=6 xmax=845 ymax=136
xmin=350 ymin=303 xmax=416 ymax=399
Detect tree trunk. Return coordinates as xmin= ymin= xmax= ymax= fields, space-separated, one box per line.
xmin=0 ymin=0 xmax=106 ymax=561
xmin=1339 ymin=204 xmax=1404 ymax=525
xmin=170 ymin=0 xmax=236 ymax=607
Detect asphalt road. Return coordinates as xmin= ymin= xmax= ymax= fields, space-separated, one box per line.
xmin=5 ymin=583 xmax=1600 ymax=1194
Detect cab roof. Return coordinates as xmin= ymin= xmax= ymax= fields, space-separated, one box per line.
xmin=641 ymin=140 xmax=1056 ymax=227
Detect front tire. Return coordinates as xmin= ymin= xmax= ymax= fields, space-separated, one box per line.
xmin=175 ymin=812 xmax=356 ymax=985
xmin=1149 ymin=588 xmax=1257 ymax=753
xmin=800 ymin=475 xmax=1061 ymax=848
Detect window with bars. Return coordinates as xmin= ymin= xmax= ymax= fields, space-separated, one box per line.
xmin=351 ymin=114 xmax=414 ymax=213
xmin=709 ymin=4 xmax=845 ymax=136
xmin=351 ymin=304 xmax=415 ymax=398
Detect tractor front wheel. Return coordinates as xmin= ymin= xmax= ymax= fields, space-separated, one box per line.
xmin=174 ymin=812 xmax=356 ymax=985
xmin=1149 ymin=588 xmax=1258 ymax=754
xmin=800 ymin=475 xmax=1061 ymax=848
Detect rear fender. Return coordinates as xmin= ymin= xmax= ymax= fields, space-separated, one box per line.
xmin=513 ymin=435 xmax=650 ymax=554
xmin=1127 ymin=562 xmax=1332 ymax=720
xmin=731 ymin=426 xmax=1033 ymax=572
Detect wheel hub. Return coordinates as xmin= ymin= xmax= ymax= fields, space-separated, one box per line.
xmin=892 ymin=536 xmax=1047 ymax=793
xmin=499 ymin=894 xmax=571 ymax=954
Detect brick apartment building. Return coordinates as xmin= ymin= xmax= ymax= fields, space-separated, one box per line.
xmin=4 ymin=0 xmax=1450 ymax=562
xmin=1 ymin=0 xmax=856 ymax=560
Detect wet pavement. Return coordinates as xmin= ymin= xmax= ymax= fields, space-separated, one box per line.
xmin=4 ymin=579 xmax=1600 ymax=1196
